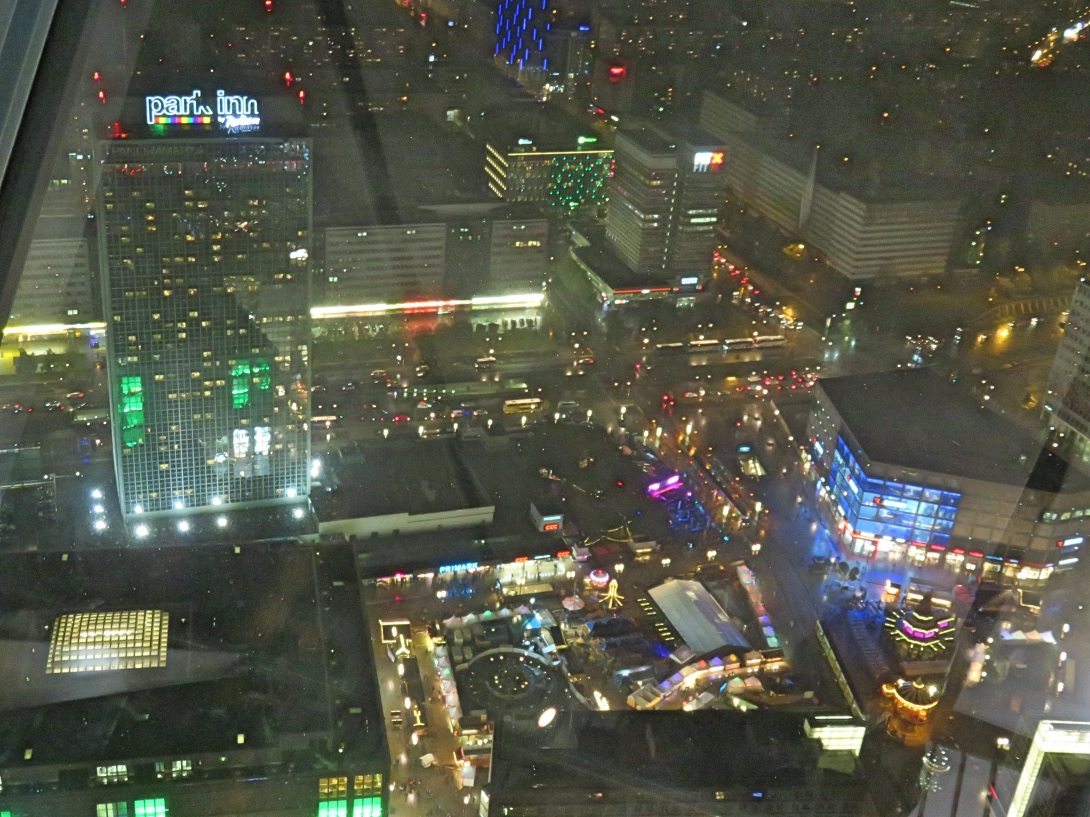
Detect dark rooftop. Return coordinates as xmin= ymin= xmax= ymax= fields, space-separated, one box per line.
xmin=0 ymin=543 xmax=385 ymax=769
xmin=489 ymin=710 xmax=870 ymax=808
xmin=819 ymin=369 xmax=1084 ymax=490
xmin=573 ymin=243 xmax=673 ymax=290
xmin=479 ymin=103 xmax=606 ymax=151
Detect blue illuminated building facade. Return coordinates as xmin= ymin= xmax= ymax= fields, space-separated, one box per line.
xmin=828 ymin=437 xmax=961 ymax=548
xmin=495 ymin=0 xmax=553 ymax=78
xmin=807 ymin=370 xmax=1090 ymax=587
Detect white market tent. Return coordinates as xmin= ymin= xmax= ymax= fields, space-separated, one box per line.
xmin=648 ymin=579 xmax=751 ymax=656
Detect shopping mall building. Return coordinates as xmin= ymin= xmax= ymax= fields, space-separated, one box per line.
xmin=806 ymin=370 xmax=1090 ymax=586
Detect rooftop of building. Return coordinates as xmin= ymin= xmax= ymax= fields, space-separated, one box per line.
xmin=819 ymin=369 xmax=1087 ymax=491
xmin=572 ymin=242 xmax=674 ymax=292
xmin=312 ymin=438 xmax=486 ymax=520
xmin=327 ymin=202 xmax=549 ymax=231
xmin=370 ymin=110 xmax=488 ymax=213
xmin=489 ymin=710 xmax=868 ymax=801
xmin=348 ymin=423 xmax=676 ymax=577
xmin=0 ymin=542 xmax=385 ymax=769
xmin=478 ymin=103 xmax=609 ymax=152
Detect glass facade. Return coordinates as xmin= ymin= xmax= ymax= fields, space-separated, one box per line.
xmin=829 ymin=436 xmax=961 ymax=547
xmin=96 ymin=138 xmax=312 ymax=517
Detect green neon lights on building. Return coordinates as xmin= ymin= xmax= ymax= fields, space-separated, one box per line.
xmin=231 ymin=358 xmax=272 ymax=409
xmin=317 ymin=801 xmax=348 ymax=817
xmin=253 ymin=358 xmax=271 ymax=390
xmin=119 ymin=375 xmax=145 ymax=447
xmin=133 ymin=798 xmax=168 ymax=817
xmin=231 ymin=361 xmax=251 ymax=408
xmin=353 ymin=797 xmax=384 ymax=817
xmin=546 ymin=154 xmax=610 ymax=211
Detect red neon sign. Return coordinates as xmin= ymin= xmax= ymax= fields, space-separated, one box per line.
xmin=543 ymin=522 xmax=561 ymax=532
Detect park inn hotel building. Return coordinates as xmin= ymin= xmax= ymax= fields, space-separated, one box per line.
xmin=96 ymin=137 xmax=312 ymax=533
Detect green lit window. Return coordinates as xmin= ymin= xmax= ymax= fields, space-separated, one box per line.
xmin=252 ymin=358 xmax=271 ymax=391
xmin=230 ymin=358 xmax=271 ymax=409
xmin=97 ymin=804 xmax=129 ymax=817
xmin=119 ymin=375 xmax=145 ymax=447
xmin=231 ymin=360 xmax=251 ymax=408
xmin=133 ymin=798 xmax=168 ymax=817
xmin=353 ymin=797 xmax=384 ymax=817
xmin=317 ymin=801 xmax=348 ymax=817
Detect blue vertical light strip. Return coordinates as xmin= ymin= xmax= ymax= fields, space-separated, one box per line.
xmin=495 ymin=0 xmax=550 ymax=73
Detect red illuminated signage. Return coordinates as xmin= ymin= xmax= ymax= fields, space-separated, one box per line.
xmin=543 ymin=522 xmax=561 ymax=532
xmin=555 ymin=550 xmax=571 ymax=558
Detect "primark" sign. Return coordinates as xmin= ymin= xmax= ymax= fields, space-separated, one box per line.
xmin=145 ymin=90 xmax=261 ymax=133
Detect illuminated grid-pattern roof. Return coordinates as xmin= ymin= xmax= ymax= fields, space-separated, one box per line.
xmin=46 ymin=610 xmax=169 ymax=674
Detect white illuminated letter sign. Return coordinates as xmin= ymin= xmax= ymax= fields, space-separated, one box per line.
xmin=145 ymin=90 xmax=261 ymax=133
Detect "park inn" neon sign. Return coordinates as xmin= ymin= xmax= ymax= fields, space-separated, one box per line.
xmin=145 ymin=90 xmax=260 ymax=133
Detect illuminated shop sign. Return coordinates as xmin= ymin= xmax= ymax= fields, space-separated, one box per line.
xmin=692 ymin=150 xmax=725 ymax=172
xmin=145 ymin=90 xmax=260 ymax=133
xmin=438 ymin=561 xmax=479 ymax=574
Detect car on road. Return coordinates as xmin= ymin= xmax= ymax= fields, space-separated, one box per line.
xmin=556 ymin=400 xmax=580 ymax=419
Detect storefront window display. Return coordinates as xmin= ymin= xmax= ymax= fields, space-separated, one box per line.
xmin=829 ymin=437 xmax=961 ymax=548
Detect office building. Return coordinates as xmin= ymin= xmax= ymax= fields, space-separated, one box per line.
xmin=324 ymin=223 xmax=448 ymax=307
xmin=604 ymin=126 xmax=726 ymax=281
xmin=485 ymin=136 xmax=611 ymax=215
xmin=317 ymin=205 xmax=549 ymax=313
xmin=484 ymin=213 xmax=550 ymax=294
xmin=96 ymin=138 xmax=312 ymax=528
xmin=699 ymin=92 xmax=964 ymax=281
xmin=6 ymin=215 xmax=96 ymax=330
xmin=486 ymin=710 xmax=874 ymax=817
xmin=807 ymin=369 xmax=1090 ymax=585
xmin=0 ymin=543 xmax=389 ymax=817
xmin=1046 ymin=277 xmax=1090 ymax=460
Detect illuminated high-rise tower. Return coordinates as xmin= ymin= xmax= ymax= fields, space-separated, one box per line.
xmin=96 ymin=137 xmax=312 ymax=533
xmin=605 ymin=126 xmax=726 ymax=280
